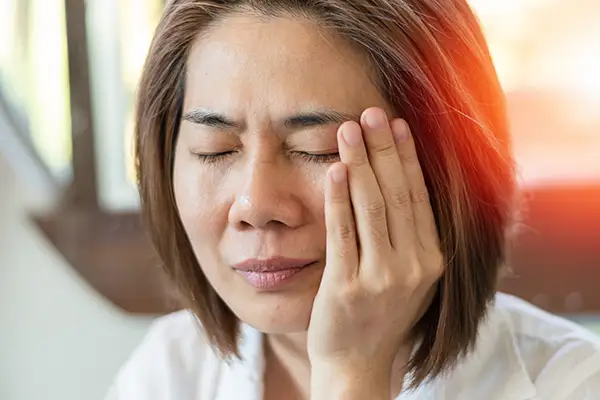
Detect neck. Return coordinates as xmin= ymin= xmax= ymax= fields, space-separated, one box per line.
xmin=263 ymin=332 xmax=409 ymax=400
xmin=264 ymin=332 xmax=311 ymax=400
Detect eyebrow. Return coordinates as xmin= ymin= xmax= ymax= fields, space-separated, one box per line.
xmin=182 ymin=109 xmax=237 ymax=129
xmin=284 ymin=110 xmax=360 ymax=129
xmin=181 ymin=108 xmax=360 ymax=131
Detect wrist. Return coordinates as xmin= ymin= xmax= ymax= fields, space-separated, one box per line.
xmin=310 ymin=362 xmax=393 ymax=400
xmin=309 ymin=346 xmax=412 ymax=400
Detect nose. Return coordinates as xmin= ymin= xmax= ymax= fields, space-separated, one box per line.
xmin=228 ymin=159 xmax=305 ymax=230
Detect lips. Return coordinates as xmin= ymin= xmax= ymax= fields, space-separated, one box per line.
xmin=232 ymin=257 xmax=317 ymax=290
xmin=233 ymin=257 xmax=315 ymax=272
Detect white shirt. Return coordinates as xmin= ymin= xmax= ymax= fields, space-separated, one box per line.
xmin=105 ymin=293 xmax=600 ymax=399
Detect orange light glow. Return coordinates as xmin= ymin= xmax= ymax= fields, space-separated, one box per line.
xmin=469 ymin=0 xmax=600 ymax=120
xmin=563 ymin=39 xmax=600 ymax=101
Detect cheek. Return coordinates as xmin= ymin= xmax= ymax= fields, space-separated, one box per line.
xmin=303 ymin=165 xmax=328 ymax=224
xmin=172 ymin=151 xmax=228 ymax=241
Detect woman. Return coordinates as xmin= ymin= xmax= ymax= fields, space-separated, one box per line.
xmin=107 ymin=0 xmax=600 ymax=398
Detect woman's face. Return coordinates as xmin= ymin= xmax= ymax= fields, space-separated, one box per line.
xmin=174 ymin=13 xmax=392 ymax=333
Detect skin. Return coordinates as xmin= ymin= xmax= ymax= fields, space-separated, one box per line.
xmin=174 ymin=13 xmax=443 ymax=400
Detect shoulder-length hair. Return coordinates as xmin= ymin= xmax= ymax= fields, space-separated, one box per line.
xmin=135 ymin=0 xmax=518 ymax=386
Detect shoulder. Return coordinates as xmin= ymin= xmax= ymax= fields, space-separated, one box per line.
xmin=495 ymin=292 xmax=600 ymax=341
xmin=104 ymin=310 xmax=217 ymax=400
xmin=494 ymin=293 xmax=600 ymax=397
xmin=433 ymin=293 xmax=600 ymax=399
xmin=446 ymin=293 xmax=600 ymax=399
xmin=495 ymin=292 xmax=600 ymax=370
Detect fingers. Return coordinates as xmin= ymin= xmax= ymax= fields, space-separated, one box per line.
xmin=330 ymin=108 xmax=440 ymax=285
xmin=358 ymin=107 xmax=439 ymax=253
xmin=360 ymin=107 xmax=414 ymax=249
xmin=324 ymin=163 xmax=358 ymax=282
xmin=391 ymin=118 xmax=439 ymax=252
xmin=338 ymin=121 xmax=391 ymax=257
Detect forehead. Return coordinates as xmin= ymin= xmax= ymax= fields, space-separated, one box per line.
xmin=184 ymin=12 xmax=388 ymax=114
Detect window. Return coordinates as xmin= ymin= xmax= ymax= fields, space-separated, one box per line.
xmin=86 ymin=0 xmax=163 ymax=211
xmin=0 ymin=0 xmax=71 ymax=180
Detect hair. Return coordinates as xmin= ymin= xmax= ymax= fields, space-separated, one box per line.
xmin=135 ymin=0 xmax=518 ymax=388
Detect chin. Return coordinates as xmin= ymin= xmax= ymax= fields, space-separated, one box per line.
xmin=228 ymin=287 xmax=318 ymax=334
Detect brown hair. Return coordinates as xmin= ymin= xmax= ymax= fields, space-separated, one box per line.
xmin=135 ymin=0 xmax=517 ymax=387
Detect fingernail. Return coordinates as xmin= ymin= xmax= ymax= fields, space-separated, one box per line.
xmin=364 ymin=108 xmax=388 ymax=130
xmin=392 ymin=120 xmax=409 ymax=143
xmin=329 ymin=165 xmax=346 ymax=183
xmin=342 ymin=126 xmax=362 ymax=147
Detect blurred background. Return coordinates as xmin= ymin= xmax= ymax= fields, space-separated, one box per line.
xmin=0 ymin=0 xmax=598 ymax=399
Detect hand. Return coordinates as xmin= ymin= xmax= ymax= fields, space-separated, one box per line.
xmin=307 ymin=107 xmax=444 ymax=393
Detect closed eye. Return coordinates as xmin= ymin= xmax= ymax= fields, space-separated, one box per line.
xmin=190 ymin=150 xmax=340 ymax=165
xmin=192 ymin=150 xmax=237 ymax=164
xmin=295 ymin=152 xmax=340 ymax=163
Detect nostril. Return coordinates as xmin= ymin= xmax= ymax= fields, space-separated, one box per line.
xmin=238 ymin=220 xmax=254 ymax=230
xmin=238 ymin=219 xmax=288 ymax=231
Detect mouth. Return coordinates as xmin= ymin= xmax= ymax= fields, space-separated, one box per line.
xmin=232 ymin=257 xmax=318 ymax=290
